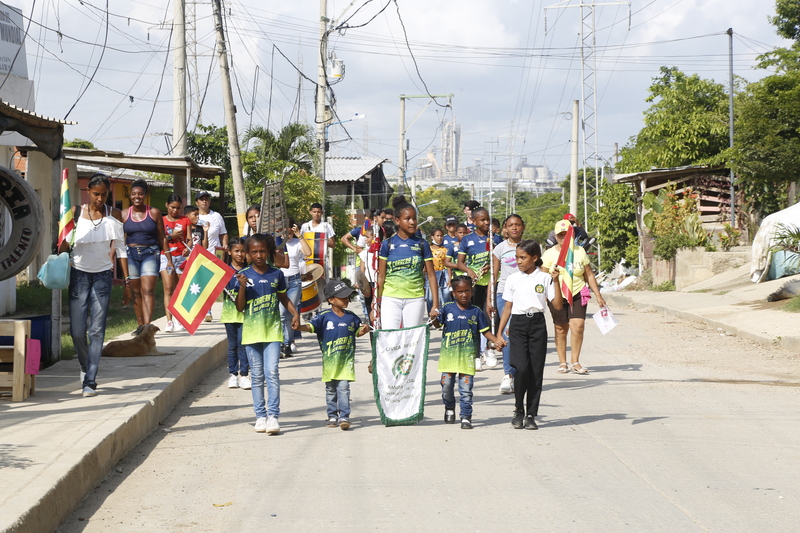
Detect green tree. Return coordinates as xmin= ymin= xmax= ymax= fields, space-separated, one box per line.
xmin=728 ymin=71 xmax=800 ymax=218
xmin=243 ymin=123 xmax=322 ymax=223
xmin=594 ymin=182 xmax=639 ymax=271
xmin=514 ymin=192 xmax=568 ymax=243
xmin=64 ymin=139 xmax=96 ymax=150
xmin=617 ymin=67 xmax=729 ymax=172
xmin=757 ymin=0 xmax=800 ymax=71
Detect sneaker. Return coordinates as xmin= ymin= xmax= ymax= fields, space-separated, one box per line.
xmin=164 ymin=320 xmax=174 ymax=333
xmin=266 ymin=416 xmax=280 ymax=434
xmin=461 ymin=418 xmax=473 ymax=429
xmin=525 ymin=415 xmax=538 ymax=430
xmin=204 ymin=311 xmax=212 ymax=323
xmin=228 ymin=374 xmax=239 ymax=388
xmin=82 ymin=386 xmax=97 ymax=397
xmin=254 ymin=417 xmax=267 ymax=432
xmin=326 ymin=417 xmax=338 ymax=427
xmin=80 ymin=371 xmax=86 ymax=386
xmin=499 ymin=374 xmax=513 ymax=394
xmin=290 ymin=342 xmax=296 ymax=353
xmin=444 ymin=409 xmax=455 ymax=424
xmin=131 ymin=324 xmax=144 ymax=336
xmin=474 ymin=357 xmax=483 ymax=372
xmin=512 ymin=409 xmax=524 ymax=429
xmin=173 ymin=320 xmax=185 ymax=332
xmin=283 ymin=344 xmax=293 ymax=358
xmin=238 ymin=375 xmax=251 ymax=390
xmin=339 ymin=418 xmax=351 ymax=430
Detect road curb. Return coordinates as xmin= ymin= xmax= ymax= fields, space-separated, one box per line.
xmin=603 ymin=292 xmax=800 ymax=352
xmin=2 ymin=336 xmax=227 ymax=533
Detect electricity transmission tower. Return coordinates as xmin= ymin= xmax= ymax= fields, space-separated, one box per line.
xmin=545 ymin=1 xmax=629 ymax=236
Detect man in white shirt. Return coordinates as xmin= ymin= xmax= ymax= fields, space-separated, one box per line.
xmin=195 ymin=190 xmax=228 ymax=323
xmin=195 ymin=191 xmax=228 ymax=252
xmin=300 ymin=202 xmax=336 ymax=288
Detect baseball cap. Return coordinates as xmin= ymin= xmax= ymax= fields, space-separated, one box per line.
xmin=445 ymin=215 xmax=458 ymax=225
xmin=195 ymin=190 xmax=211 ymax=200
xmin=554 ymin=220 xmax=571 ymax=234
xmin=324 ymin=280 xmax=355 ymax=300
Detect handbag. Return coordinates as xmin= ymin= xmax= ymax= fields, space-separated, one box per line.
xmin=37 ymin=205 xmax=81 ymax=290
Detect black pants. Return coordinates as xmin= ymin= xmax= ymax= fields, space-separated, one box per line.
xmin=509 ymin=313 xmax=548 ymax=415
xmin=472 ymin=284 xmax=488 ymax=313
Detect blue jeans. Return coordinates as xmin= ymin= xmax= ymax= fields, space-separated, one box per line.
xmin=245 ymin=342 xmax=281 ymax=418
xmin=441 ymin=372 xmax=474 ymax=419
xmin=69 ymin=269 xmax=112 ymax=390
xmin=225 ymin=322 xmax=248 ymax=376
xmin=496 ymin=292 xmax=515 ymax=376
xmin=426 ymin=270 xmax=449 ymax=312
xmin=325 ymin=379 xmax=351 ymax=420
xmin=280 ymin=274 xmax=301 ymax=347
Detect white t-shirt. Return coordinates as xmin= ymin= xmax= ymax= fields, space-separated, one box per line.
xmin=502 ymin=269 xmax=555 ymax=313
xmin=358 ymin=248 xmax=378 ymax=283
xmin=492 ymin=240 xmax=519 ymax=294
xmin=198 ymin=210 xmax=227 ymax=251
xmin=280 ymin=238 xmax=307 ymax=277
xmin=300 ymin=220 xmax=335 ymax=240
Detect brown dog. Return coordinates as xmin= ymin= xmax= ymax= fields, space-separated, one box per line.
xmin=102 ymin=324 xmax=176 ymax=357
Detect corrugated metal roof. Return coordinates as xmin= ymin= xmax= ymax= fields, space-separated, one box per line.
xmin=0 ymin=99 xmax=77 ymax=126
xmin=325 ymin=156 xmax=387 ymax=182
xmin=614 ymin=164 xmax=727 ymax=183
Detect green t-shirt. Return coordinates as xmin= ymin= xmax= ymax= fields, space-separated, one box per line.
xmin=379 ymin=234 xmax=433 ymax=299
xmin=220 ymin=267 xmax=244 ymax=324
xmin=240 ymin=266 xmax=287 ymax=345
xmin=309 ymin=309 xmax=363 ymax=382
xmin=437 ymin=302 xmax=489 ymax=375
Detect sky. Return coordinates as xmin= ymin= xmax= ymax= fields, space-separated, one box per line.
xmin=7 ymin=0 xmax=790 ymax=181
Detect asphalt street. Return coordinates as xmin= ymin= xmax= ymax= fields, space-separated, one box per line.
xmin=60 ymin=304 xmax=800 ymax=532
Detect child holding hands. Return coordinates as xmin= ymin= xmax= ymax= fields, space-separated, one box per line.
xmin=497 ymin=240 xmax=562 ymax=430
xmin=236 ymin=234 xmax=299 ymax=434
xmin=434 ymin=275 xmax=506 ymax=429
xmin=295 ymin=280 xmax=370 ymax=430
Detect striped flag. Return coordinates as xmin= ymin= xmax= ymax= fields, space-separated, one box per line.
xmin=303 ymin=231 xmax=326 ymax=267
xmin=555 ymin=224 xmax=576 ymax=307
xmin=57 ymin=169 xmax=74 ymax=246
xmin=168 ymin=245 xmax=235 ymax=334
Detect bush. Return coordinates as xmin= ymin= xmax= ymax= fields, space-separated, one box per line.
xmin=719 ymin=223 xmax=741 ymax=252
xmin=652 ymin=232 xmax=692 ymax=261
xmin=653 ymin=280 xmax=676 ymax=292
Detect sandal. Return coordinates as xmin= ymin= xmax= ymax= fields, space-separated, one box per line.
xmin=572 ymin=363 xmax=589 ymax=375
xmin=557 ymin=363 xmax=570 ymax=374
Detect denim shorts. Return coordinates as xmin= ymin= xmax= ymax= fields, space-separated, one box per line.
xmin=127 ymin=245 xmax=161 ymax=279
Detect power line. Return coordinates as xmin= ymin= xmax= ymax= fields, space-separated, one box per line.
xmin=64 ymin=0 xmax=109 ymax=119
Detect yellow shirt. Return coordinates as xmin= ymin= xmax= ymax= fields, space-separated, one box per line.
xmin=541 ymin=245 xmax=590 ymax=294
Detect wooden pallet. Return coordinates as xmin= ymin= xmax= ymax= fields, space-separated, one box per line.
xmin=0 ymin=320 xmax=35 ymax=401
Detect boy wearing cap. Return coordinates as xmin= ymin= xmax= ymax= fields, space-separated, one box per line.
xmin=442 ymin=215 xmax=459 ymax=248
xmin=294 ymin=280 xmax=370 ymax=430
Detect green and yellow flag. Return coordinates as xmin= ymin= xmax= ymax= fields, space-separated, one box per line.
xmin=555 ymin=224 xmax=576 ymax=307
xmin=57 ymin=169 xmax=74 ymax=246
xmin=168 ymin=245 xmax=235 ymax=334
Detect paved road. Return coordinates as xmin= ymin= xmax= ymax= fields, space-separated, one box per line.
xmin=61 ymin=305 xmax=800 ymax=532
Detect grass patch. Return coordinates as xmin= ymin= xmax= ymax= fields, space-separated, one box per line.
xmin=653 ymin=280 xmax=676 ymax=292
xmin=11 ymin=281 xmax=165 ymax=361
xmin=714 ymin=290 xmax=731 ymax=296
xmin=689 ymin=289 xmax=713 ymax=293
xmin=783 ymin=295 xmax=800 ymax=313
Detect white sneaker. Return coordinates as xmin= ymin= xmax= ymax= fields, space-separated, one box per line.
xmin=239 ymin=375 xmax=251 ymax=390
xmin=266 ymin=416 xmax=280 ymax=434
xmin=474 ymin=357 xmax=483 ymax=372
xmin=227 ymin=374 xmax=239 ymax=388
xmin=484 ymin=350 xmax=498 ymax=368
xmin=290 ymin=342 xmax=296 ymax=353
xmin=82 ymin=386 xmax=97 ymax=397
xmin=499 ymin=374 xmax=513 ymax=394
xmin=173 ymin=320 xmax=185 ymax=332
xmin=254 ymin=417 xmax=267 ymax=432
xmin=204 ymin=311 xmax=213 ymax=323
xmin=164 ymin=320 xmax=174 ymax=333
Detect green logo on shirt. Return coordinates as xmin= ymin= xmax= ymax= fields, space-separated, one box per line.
xmin=535 ymin=284 xmax=544 ymax=293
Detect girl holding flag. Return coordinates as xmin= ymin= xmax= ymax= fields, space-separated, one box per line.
xmin=540 ymin=219 xmax=606 ymax=375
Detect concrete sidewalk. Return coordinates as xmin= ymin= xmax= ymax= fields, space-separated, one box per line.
xmin=602 ymin=269 xmax=800 ymax=352
xmin=0 ymin=303 xmax=228 ymax=533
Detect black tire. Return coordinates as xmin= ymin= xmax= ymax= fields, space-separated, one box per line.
xmin=0 ymin=166 xmax=45 ymax=281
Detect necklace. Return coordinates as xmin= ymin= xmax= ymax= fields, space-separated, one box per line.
xmin=87 ymin=206 xmax=103 ymax=231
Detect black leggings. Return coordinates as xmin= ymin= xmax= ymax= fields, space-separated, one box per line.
xmin=508 ymin=313 xmax=548 ymax=415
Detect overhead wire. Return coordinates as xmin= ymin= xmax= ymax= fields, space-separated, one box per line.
xmin=63 ymin=0 xmax=110 ymax=119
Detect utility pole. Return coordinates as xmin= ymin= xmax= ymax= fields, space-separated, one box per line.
xmin=212 ymin=0 xmax=247 ymax=233
xmin=570 ymin=99 xmax=579 ymax=216
xmin=727 ymin=28 xmax=736 ymax=224
xmin=398 ymin=93 xmax=454 ymax=202
xmin=316 ymin=0 xmax=330 ymax=201
xmin=173 ymin=0 xmax=189 ymax=201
